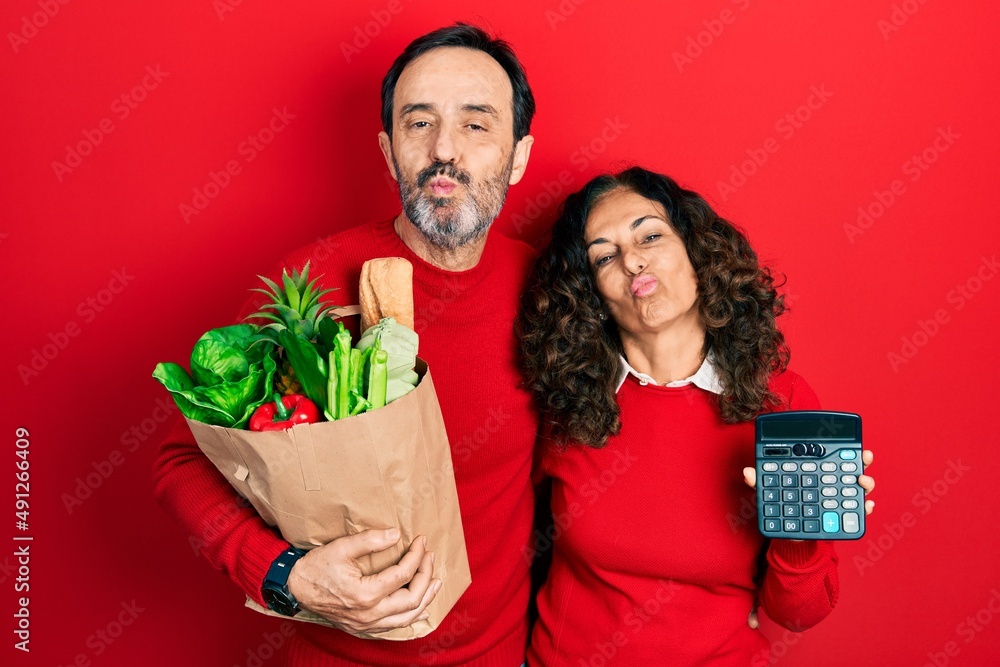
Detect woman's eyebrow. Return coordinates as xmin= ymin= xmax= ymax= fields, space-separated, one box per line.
xmin=630 ymin=215 xmax=663 ymax=230
xmin=586 ymin=215 xmax=664 ymax=249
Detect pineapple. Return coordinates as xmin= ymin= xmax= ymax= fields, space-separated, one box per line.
xmin=248 ymin=261 xmax=338 ymax=395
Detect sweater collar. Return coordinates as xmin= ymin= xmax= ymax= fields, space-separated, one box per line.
xmin=616 ymin=351 xmax=723 ymax=395
xmin=371 ymin=217 xmax=498 ymax=291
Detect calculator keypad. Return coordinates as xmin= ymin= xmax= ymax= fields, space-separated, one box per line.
xmin=758 ymin=448 xmax=863 ymax=539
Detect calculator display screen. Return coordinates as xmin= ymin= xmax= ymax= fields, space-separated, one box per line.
xmin=759 ymin=417 xmax=857 ymax=441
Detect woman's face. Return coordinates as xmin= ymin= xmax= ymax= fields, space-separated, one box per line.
xmin=583 ymin=188 xmax=700 ymax=337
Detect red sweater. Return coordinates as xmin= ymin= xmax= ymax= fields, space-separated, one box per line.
xmin=153 ymin=218 xmax=539 ymax=666
xmin=528 ymin=371 xmax=839 ymax=667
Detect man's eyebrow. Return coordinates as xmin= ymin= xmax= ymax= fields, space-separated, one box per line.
xmin=462 ymin=103 xmax=499 ymax=118
xmin=586 ymin=216 xmax=663 ymax=249
xmin=400 ymin=103 xmax=436 ymax=116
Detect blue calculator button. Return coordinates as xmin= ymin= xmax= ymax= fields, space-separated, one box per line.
xmin=822 ymin=512 xmax=840 ymax=533
xmin=839 ymin=449 xmax=857 ymax=460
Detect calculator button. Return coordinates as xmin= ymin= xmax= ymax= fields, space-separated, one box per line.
xmin=783 ymin=520 xmax=800 ymax=532
xmin=841 ymin=474 xmax=858 ymax=484
xmin=763 ymin=489 xmax=778 ymax=502
xmin=781 ymin=462 xmax=798 ymax=472
xmin=822 ymin=512 xmax=840 ymax=533
xmin=764 ymin=504 xmax=781 ymax=517
xmin=821 ymin=462 xmax=837 ymax=472
xmin=762 ymin=474 xmax=779 ymax=487
xmin=842 ymin=499 xmax=859 ymax=510
xmin=802 ymin=505 xmax=819 ymax=518
xmin=821 ymin=487 xmax=838 ymax=497
xmin=763 ymin=462 xmax=779 ymax=472
xmin=822 ymin=499 xmax=839 ymax=509
xmin=802 ymin=489 xmax=818 ymax=503
xmin=820 ymin=475 xmax=837 ymax=485
xmin=840 ymin=462 xmax=858 ymax=473
xmin=801 ymin=475 xmax=817 ymax=487
xmin=782 ymin=490 xmax=800 ymax=503
xmin=842 ymin=487 xmax=859 ymax=497
xmin=764 ymin=519 xmax=781 ymax=532
xmin=843 ymin=512 xmax=861 ymax=534
xmin=782 ymin=475 xmax=797 ymax=487
xmin=839 ymin=449 xmax=857 ymax=460
xmin=803 ymin=520 xmax=820 ymax=532
xmin=783 ymin=505 xmax=800 ymax=517
xmin=801 ymin=462 xmax=818 ymax=472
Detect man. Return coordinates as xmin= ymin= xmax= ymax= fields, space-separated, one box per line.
xmin=153 ymin=24 xmax=538 ymax=666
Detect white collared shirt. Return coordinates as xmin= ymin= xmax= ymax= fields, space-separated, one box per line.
xmin=615 ymin=352 xmax=724 ymax=395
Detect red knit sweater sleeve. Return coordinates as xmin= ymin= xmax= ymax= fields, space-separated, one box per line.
xmin=150 ymin=260 xmax=298 ymax=606
xmin=758 ymin=372 xmax=841 ymax=631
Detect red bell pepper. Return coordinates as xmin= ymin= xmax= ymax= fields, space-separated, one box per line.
xmin=250 ymin=393 xmax=320 ymax=431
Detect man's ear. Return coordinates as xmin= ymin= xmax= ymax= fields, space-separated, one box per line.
xmin=508 ymin=134 xmax=534 ymax=186
xmin=378 ymin=131 xmax=397 ymax=181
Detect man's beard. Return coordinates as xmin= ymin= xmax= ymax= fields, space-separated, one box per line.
xmin=394 ymin=152 xmax=515 ymax=251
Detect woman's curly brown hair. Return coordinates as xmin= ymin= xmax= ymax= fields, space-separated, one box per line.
xmin=517 ymin=166 xmax=790 ymax=448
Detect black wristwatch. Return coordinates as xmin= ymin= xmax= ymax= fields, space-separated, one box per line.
xmin=261 ymin=546 xmax=306 ymax=616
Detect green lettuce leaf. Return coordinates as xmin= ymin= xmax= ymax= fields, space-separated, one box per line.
xmin=153 ymin=324 xmax=278 ymax=428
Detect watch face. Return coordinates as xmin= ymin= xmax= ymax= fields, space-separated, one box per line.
xmin=262 ymin=587 xmax=297 ymax=616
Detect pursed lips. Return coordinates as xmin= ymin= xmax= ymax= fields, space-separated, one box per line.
xmin=630 ymin=274 xmax=657 ymax=297
xmin=429 ymin=177 xmax=457 ymax=196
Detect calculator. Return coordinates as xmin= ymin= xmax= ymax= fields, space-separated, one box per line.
xmin=755 ymin=411 xmax=864 ymax=540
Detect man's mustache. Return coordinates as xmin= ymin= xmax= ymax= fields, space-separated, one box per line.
xmin=416 ymin=162 xmax=472 ymax=187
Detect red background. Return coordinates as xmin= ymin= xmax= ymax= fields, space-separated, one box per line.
xmin=3 ymin=1 xmax=999 ymax=665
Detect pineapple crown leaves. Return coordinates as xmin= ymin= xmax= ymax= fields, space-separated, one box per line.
xmin=246 ymin=261 xmax=339 ymax=341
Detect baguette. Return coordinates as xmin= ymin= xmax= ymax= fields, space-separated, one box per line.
xmin=359 ymin=257 xmax=414 ymax=332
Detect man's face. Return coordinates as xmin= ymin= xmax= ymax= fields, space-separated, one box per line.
xmin=379 ymin=47 xmax=533 ymax=250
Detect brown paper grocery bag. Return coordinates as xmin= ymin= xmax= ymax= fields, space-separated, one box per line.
xmin=185 ymin=359 xmax=471 ymax=640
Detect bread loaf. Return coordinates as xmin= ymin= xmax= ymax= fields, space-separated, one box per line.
xmin=359 ymin=257 xmax=414 ymax=332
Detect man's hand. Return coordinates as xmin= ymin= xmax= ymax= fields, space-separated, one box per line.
xmin=286 ymin=528 xmax=441 ymax=634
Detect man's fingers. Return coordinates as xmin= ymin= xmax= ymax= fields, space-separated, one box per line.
xmin=863 ymin=449 xmax=874 ymax=467
xmin=361 ymin=535 xmax=427 ymax=598
xmin=743 ymin=467 xmax=756 ymax=489
xmin=359 ymin=551 xmax=440 ymax=632
xmin=382 ymin=549 xmax=434 ymax=610
xmin=747 ymin=609 xmax=759 ymax=629
xmin=372 ymin=576 xmax=441 ymax=631
xmin=865 ymin=499 xmax=875 ymax=516
xmin=339 ymin=528 xmax=402 ymax=561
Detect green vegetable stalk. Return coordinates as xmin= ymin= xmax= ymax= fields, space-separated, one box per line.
xmin=325 ymin=349 xmax=337 ymax=422
xmin=368 ymin=348 xmax=389 ymax=410
xmin=355 ymin=318 xmax=419 ymax=404
xmin=334 ymin=323 xmax=352 ymax=419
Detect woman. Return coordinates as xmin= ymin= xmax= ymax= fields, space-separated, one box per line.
xmin=518 ymin=167 xmax=874 ymax=665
